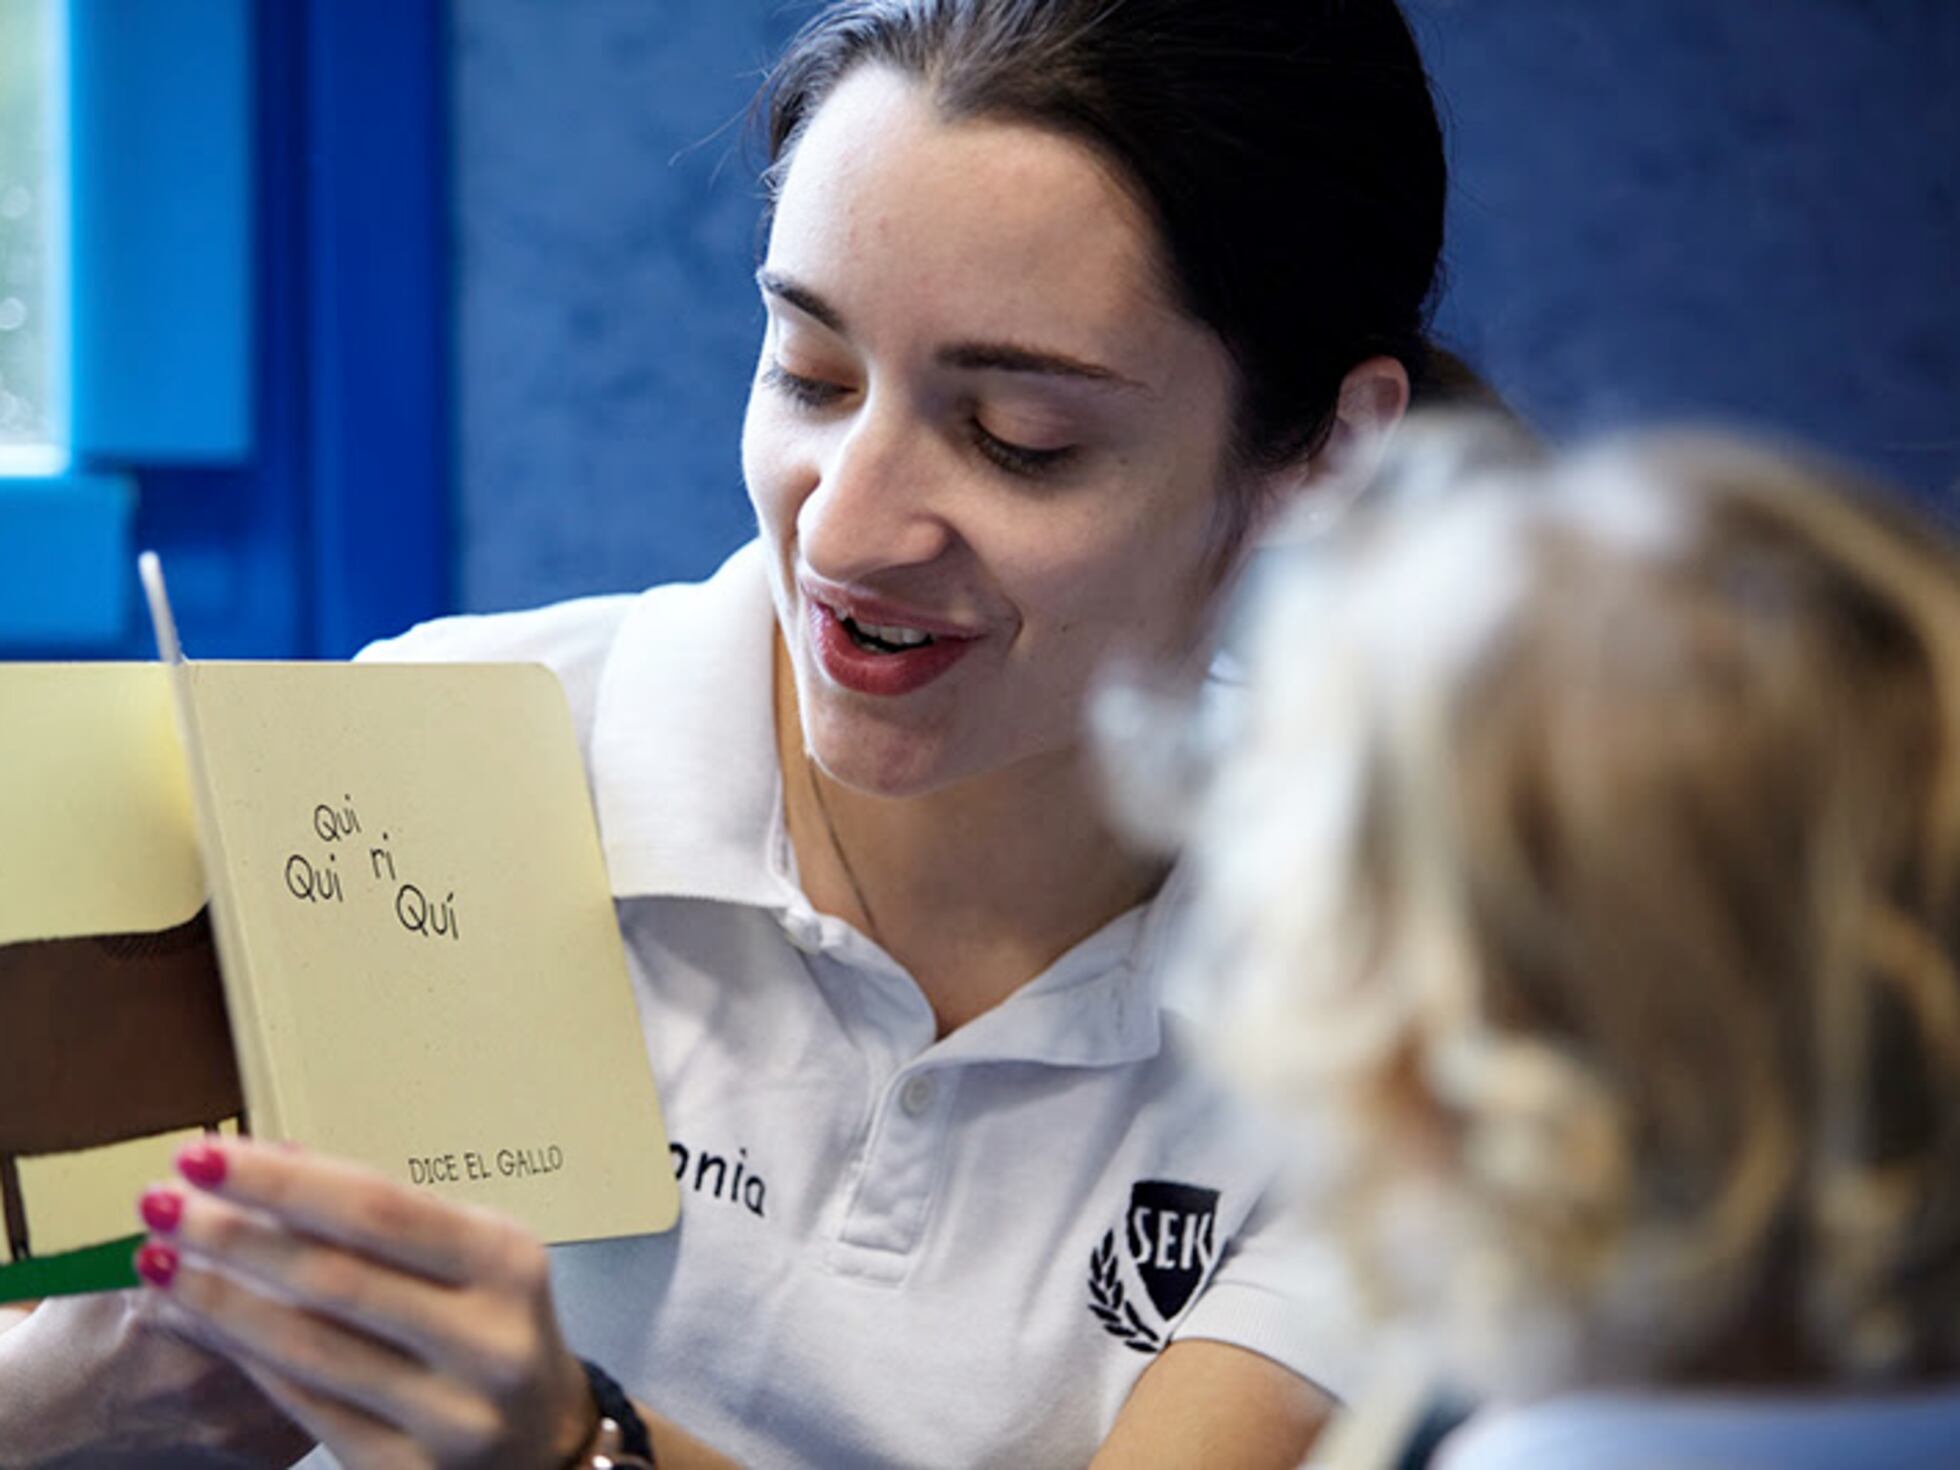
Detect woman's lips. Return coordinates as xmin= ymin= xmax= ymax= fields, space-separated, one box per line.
xmin=805 ymin=597 xmax=979 ymax=697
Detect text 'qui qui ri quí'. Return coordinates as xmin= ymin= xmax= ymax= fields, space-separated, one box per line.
xmin=281 ymin=795 xmax=462 ymax=943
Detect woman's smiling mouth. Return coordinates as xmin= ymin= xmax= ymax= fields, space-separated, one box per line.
xmin=802 ymin=587 xmax=983 ymax=696
xmin=843 ymin=615 xmax=934 ymax=651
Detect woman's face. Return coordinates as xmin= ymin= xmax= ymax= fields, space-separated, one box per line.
xmin=743 ymin=66 xmax=1248 ymax=798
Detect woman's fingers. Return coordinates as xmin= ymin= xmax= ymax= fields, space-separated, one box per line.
xmin=139 ymin=1242 xmax=485 ymax=1446
xmin=172 ymin=1137 xmax=525 ymax=1288
xmin=141 ymin=1179 xmax=486 ymax=1372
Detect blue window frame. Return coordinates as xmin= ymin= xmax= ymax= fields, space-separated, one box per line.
xmin=0 ymin=0 xmax=449 ymax=659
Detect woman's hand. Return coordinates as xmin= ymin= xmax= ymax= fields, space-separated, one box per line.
xmin=133 ymin=1136 xmax=597 ymax=1470
xmin=0 ymin=1286 xmax=311 ymax=1467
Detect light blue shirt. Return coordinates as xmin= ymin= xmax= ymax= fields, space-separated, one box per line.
xmin=1439 ymin=1387 xmax=1960 ymax=1470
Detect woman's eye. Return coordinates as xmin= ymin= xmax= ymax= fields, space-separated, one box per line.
xmin=762 ymin=362 xmax=849 ymax=409
xmin=972 ymin=423 xmax=1076 ymax=479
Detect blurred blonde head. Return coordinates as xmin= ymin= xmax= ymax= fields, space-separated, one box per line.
xmin=1156 ymin=420 xmax=1960 ymax=1396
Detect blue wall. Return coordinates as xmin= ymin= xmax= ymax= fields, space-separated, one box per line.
xmin=1414 ymin=1 xmax=1960 ymax=516
xmin=450 ymin=2 xmax=799 ymax=612
xmin=450 ymin=0 xmax=1960 ymax=613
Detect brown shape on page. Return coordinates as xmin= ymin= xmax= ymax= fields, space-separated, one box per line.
xmin=0 ymin=909 xmax=244 ymax=1261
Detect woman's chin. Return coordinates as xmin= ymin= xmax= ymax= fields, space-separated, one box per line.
xmin=796 ymin=669 xmax=1076 ymax=802
xmin=808 ymin=727 xmax=957 ymax=800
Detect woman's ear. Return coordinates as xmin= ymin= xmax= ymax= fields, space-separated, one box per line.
xmin=1209 ymin=356 xmax=1413 ymax=587
xmin=1308 ymin=354 xmax=1411 ymax=493
xmin=1238 ymin=355 xmax=1411 ymax=547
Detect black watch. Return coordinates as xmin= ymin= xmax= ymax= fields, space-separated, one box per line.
xmin=571 ymin=1358 xmax=656 ymax=1468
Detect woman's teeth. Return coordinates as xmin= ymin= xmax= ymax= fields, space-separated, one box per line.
xmin=844 ymin=615 xmax=934 ymax=652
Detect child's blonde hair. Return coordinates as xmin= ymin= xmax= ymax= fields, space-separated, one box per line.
xmin=1171 ymin=421 xmax=1960 ymax=1394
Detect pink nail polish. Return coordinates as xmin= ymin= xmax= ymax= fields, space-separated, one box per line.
xmin=138 ymin=1187 xmax=183 ymax=1233
xmin=177 ymin=1141 xmax=227 ymax=1188
xmin=134 ymin=1241 xmax=179 ymax=1289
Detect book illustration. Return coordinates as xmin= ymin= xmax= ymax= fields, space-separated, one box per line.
xmin=0 ymin=911 xmax=240 ymax=1264
xmin=0 ymin=658 xmax=677 ymax=1302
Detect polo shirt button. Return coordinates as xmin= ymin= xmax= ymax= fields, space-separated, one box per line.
xmin=899 ymin=1073 xmax=937 ymax=1117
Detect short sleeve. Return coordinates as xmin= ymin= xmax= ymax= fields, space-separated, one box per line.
xmin=1172 ymin=1195 xmax=1376 ymax=1401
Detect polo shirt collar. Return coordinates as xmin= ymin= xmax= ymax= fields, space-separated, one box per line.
xmin=925 ymin=879 xmax=1183 ymax=1069
xmin=589 ymin=541 xmax=793 ymax=909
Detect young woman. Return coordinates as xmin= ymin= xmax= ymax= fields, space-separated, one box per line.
xmin=0 ymin=3 xmax=1455 ymax=1464
xmin=1159 ymin=421 xmax=1960 ymax=1467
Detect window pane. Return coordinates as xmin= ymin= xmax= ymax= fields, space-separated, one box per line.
xmin=0 ymin=0 xmax=61 ymax=469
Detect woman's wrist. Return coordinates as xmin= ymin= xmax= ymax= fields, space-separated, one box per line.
xmin=561 ymin=1358 xmax=656 ymax=1468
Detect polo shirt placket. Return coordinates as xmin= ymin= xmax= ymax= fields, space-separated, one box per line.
xmin=784 ymin=920 xmax=954 ymax=1278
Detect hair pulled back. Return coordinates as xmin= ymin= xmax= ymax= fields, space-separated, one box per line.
xmin=760 ymin=0 xmax=1448 ymax=474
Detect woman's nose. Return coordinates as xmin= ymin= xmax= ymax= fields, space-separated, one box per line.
xmin=798 ymin=404 xmax=955 ymax=578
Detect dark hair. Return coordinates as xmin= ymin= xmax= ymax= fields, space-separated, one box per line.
xmin=759 ymin=0 xmax=1450 ymax=485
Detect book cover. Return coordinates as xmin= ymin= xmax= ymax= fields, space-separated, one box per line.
xmin=0 ymin=660 xmax=678 ymax=1302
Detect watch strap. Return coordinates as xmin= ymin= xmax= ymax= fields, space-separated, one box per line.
xmin=578 ymin=1358 xmax=656 ymax=1466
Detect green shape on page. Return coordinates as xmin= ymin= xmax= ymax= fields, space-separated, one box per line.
xmin=0 ymin=1231 xmax=144 ymax=1303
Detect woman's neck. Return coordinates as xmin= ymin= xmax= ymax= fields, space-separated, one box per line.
xmin=773 ymin=639 xmax=1164 ymax=1036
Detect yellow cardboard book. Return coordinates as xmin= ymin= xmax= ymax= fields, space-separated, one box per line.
xmin=0 ymin=658 xmax=678 ymax=1301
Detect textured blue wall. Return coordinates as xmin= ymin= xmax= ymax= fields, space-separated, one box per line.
xmin=1414 ymin=1 xmax=1959 ymax=515
xmin=451 ymin=0 xmax=1960 ymax=612
xmin=451 ymin=1 xmax=800 ymax=611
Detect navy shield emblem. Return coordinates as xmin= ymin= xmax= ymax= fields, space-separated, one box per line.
xmin=1124 ymin=1179 xmax=1219 ymax=1320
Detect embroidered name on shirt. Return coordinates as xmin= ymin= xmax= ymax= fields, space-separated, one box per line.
xmin=1088 ymin=1179 xmax=1220 ymax=1354
xmin=669 ymin=1139 xmax=767 ymax=1218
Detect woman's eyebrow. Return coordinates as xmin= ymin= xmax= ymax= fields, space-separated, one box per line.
xmin=937 ymin=342 xmax=1147 ymax=392
xmin=756 ymin=269 xmax=846 ymax=333
xmin=757 ymin=268 xmax=1147 ymax=393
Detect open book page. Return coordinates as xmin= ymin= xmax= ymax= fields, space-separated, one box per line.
xmin=184 ymin=660 xmax=676 ymax=1243
xmin=0 ymin=664 xmax=235 ymax=1294
xmin=0 ymin=664 xmax=203 ymax=944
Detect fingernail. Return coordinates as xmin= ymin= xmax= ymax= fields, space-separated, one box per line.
xmin=176 ymin=1141 xmax=227 ymax=1188
xmin=138 ymin=1187 xmax=183 ymax=1234
xmin=134 ymin=1241 xmax=179 ymax=1289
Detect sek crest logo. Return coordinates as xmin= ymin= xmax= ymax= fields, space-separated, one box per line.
xmin=1087 ymin=1180 xmax=1221 ymax=1354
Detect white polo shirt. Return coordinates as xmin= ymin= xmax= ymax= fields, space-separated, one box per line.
xmin=359 ymin=542 xmax=1357 ymax=1468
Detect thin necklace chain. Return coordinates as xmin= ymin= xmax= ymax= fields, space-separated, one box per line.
xmin=805 ymin=755 xmax=889 ymax=953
